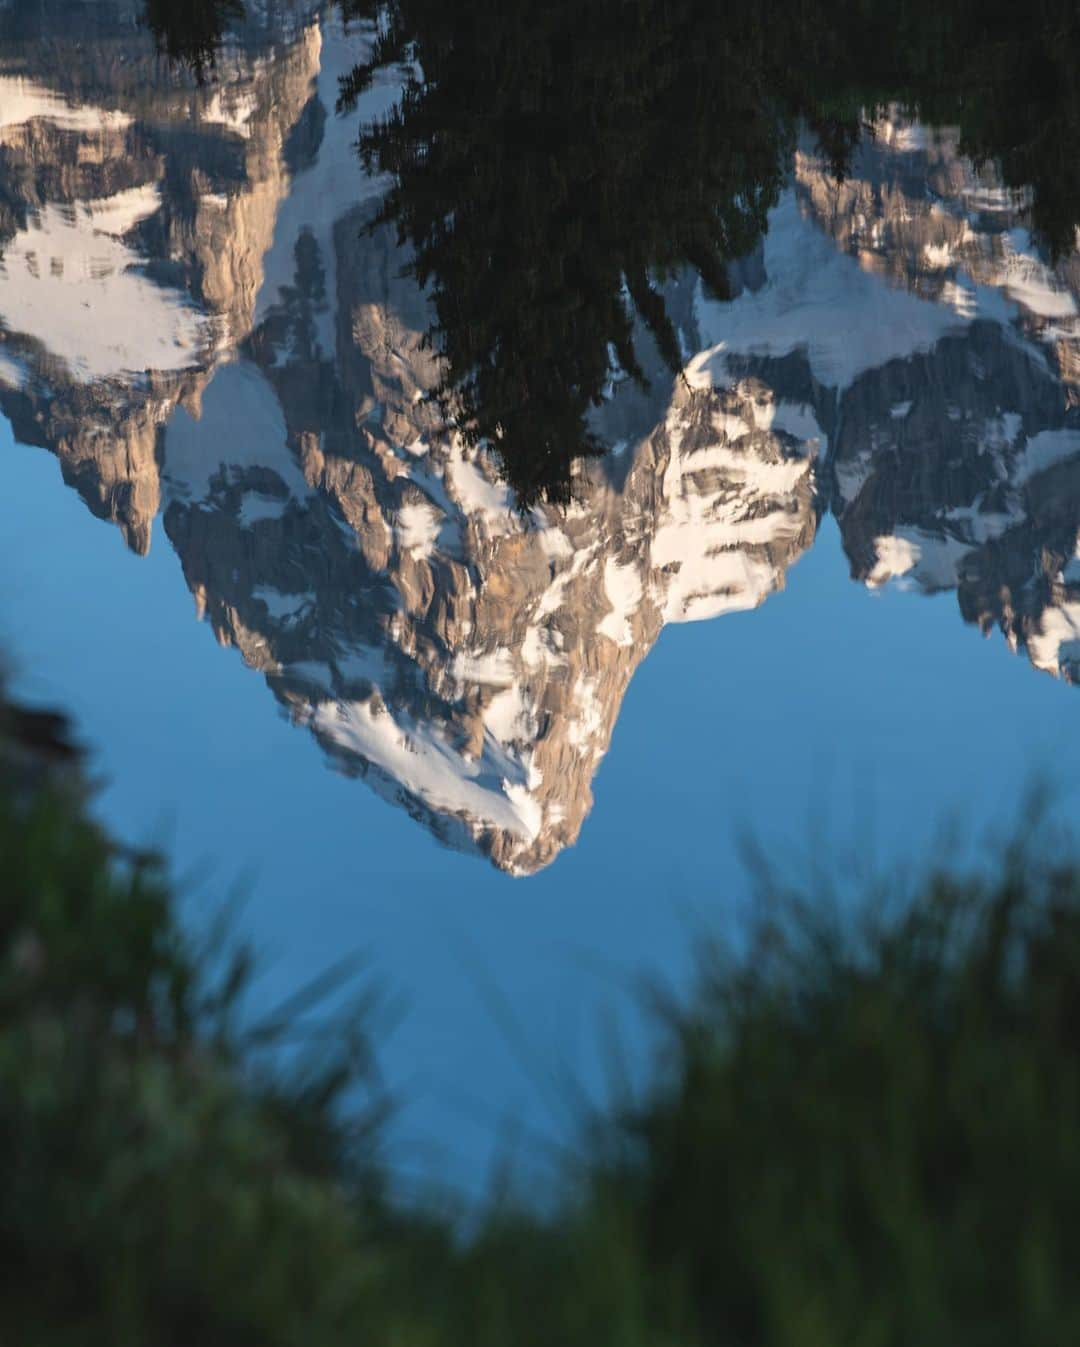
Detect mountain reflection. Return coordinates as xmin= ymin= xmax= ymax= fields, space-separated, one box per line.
xmin=4 ymin=5 xmax=1080 ymax=869
xmin=337 ymin=0 xmax=1080 ymax=504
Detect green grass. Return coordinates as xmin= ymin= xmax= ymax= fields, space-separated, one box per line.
xmin=4 ymin=711 xmax=1080 ymax=1345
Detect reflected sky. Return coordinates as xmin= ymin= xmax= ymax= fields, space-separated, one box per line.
xmin=3 ymin=408 xmax=1077 ymax=1193
xmin=4 ymin=0 xmax=1080 ymax=1192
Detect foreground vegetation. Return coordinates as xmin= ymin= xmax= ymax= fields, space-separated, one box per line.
xmin=4 ymin=696 xmax=1080 ymax=1345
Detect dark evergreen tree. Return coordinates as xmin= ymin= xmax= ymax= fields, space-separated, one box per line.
xmin=339 ymin=0 xmax=790 ymax=505
xmin=143 ymin=0 xmax=246 ymax=79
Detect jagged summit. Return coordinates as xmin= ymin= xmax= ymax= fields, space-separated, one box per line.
xmin=161 ymin=201 xmax=820 ymax=873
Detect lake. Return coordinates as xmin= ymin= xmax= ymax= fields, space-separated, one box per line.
xmin=3 ymin=0 xmax=1080 ymax=1197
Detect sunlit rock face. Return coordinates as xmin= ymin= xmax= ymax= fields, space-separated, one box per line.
xmin=162 ymin=197 xmax=820 ymax=873
xmin=0 ymin=1 xmax=322 ymax=551
xmin=795 ymin=114 xmax=1080 ymax=686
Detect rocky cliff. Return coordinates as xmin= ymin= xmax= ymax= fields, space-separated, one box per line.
xmin=793 ymin=118 xmax=1080 ymax=684
xmin=0 ymin=1 xmax=322 ymax=550
xmin=162 ymin=194 xmax=820 ymax=872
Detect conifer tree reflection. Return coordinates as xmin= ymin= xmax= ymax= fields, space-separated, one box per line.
xmin=143 ymin=0 xmax=246 ymax=79
xmin=338 ymin=1 xmax=791 ymax=505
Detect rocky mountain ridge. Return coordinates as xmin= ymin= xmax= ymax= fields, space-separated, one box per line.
xmin=4 ymin=14 xmax=1080 ymax=869
xmin=0 ymin=1 xmax=323 ymax=549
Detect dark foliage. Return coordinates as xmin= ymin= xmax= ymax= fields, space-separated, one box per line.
xmin=338 ymin=0 xmax=788 ymax=506
xmin=142 ymin=0 xmax=246 ymax=79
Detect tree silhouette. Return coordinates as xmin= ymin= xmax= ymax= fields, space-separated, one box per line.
xmin=338 ymin=0 xmax=796 ymax=505
xmin=142 ymin=0 xmax=246 ymax=80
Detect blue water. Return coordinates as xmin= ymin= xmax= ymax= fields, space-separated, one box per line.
xmin=2 ymin=413 xmax=1074 ymax=1196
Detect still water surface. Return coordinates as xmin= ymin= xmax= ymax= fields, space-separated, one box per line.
xmin=3 ymin=1 xmax=1080 ymax=1192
